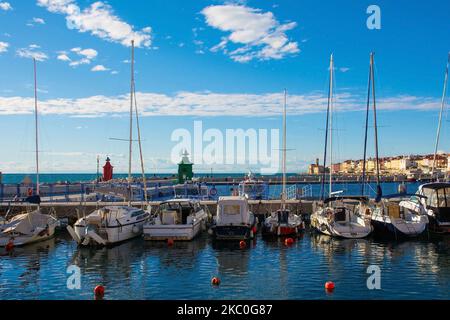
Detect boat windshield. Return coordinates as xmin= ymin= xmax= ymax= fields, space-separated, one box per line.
xmin=422 ymin=187 xmax=450 ymax=208
xmin=221 ymin=204 xmax=241 ymax=215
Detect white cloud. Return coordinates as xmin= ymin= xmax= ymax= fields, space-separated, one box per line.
xmin=91 ymin=64 xmax=109 ymax=72
xmin=57 ymin=53 xmax=71 ymax=61
xmin=201 ymin=4 xmax=299 ymax=62
xmin=339 ymin=67 xmax=350 ymax=73
xmin=28 ymin=17 xmax=46 ymax=26
xmin=37 ymin=0 xmax=152 ymax=47
xmin=0 ymin=41 xmax=9 ymax=53
xmin=0 ymin=2 xmax=12 ymax=11
xmin=32 ymin=17 xmax=46 ymax=24
xmin=0 ymin=92 xmax=443 ymax=117
xmin=111 ymin=70 xmax=118 ymax=75
xmin=57 ymin=47 xmax=98 ymax=67
xmin=16 ymin=45 xmax=48 ymax=61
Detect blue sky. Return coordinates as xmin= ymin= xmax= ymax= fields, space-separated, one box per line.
xmin=0 ymin=0 xmax=449 ymax=173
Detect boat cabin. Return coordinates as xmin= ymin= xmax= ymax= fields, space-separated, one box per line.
xmin=216 ymin=196 xmax=250 ymax=225
xmin=418 ymin=183 xmax=450 ymax=222
xmin=159 ymin=200 xmax=202 ymax=225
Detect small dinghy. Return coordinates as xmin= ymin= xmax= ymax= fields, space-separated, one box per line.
xmin=143 ymin=199 xmax=208 ymax=241
xmin=210 ymin=196 xmax=256 ymax=241
xmin=67 ymin=206 xmax=150 ymax=246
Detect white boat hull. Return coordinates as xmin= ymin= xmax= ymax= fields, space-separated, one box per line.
xmin=0 ymin=224 xmax=57 ymax=246
xmin=143 ymin=220 xmax=204 ymax=241
xmin=73 ymin=219 xmax=146 ymax=245
xmin=311 ymin=213 xmax=372 ymax=239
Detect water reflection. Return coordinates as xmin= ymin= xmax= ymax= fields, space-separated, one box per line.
xmin=0 ymin=231 xmax=449 ymax=300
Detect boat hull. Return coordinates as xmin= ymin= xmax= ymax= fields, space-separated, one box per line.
xmin=211 ymin=225 xmax=253 ymax=240
xmin=0 ymin=224 xmax=57 ymax=247
xmin=371 ymin=219 xmax=427 ymax=238
xmin=143 ymin=220 xmax=204 ymax=241
xmin=311 ymin=215 xmax=372 ymax=239
xmin=74 ymin=218 xmax=147 ymax=246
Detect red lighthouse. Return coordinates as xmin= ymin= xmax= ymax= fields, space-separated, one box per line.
xmin=103 ymin=157 xmax=113 ymax=181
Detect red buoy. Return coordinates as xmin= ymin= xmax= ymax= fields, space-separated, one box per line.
xmin=211 ymin=277 xmax=221 ymax=286
xmin=94 ymin=285 xmax=105 ymax=300
xmin=325 ymin=281 xmax=335 ymax=291
xmin=285 ymin=237 xmax=294 ymax=246
xmin=167 ymin=238 xmax=174 ymax=246
xmin=239 ymin=240 xmax=246 ymax=249
xmin=5 ymin=239 xmax=14 ymax=253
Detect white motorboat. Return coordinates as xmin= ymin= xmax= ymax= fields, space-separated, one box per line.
xmin=0 ymin=209 xmax=58 ymax=246
xmin=311 ymin=196 xmax=373 ymax=239
xmin=237 ymin=171 xmax=268 ymax=200
xmin=67 ymin=206 xmax=150 ymax=246
xmin=370 ymin=195 xmax=429 ymax=238
xmin=210 ymin=196 xmax=256 ymax=240
xmin=143 ymin=199 xmax=207 ymax=241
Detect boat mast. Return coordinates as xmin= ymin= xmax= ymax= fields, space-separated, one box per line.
xmin=320 ymin=54 xmax=333 ymax=200
xmin=361 ymin=54 xmax=372 ymax=195
xmin=329 ymin=54 xmax=334 ymax=196
xmin=431 ymin=52 xmax=449 ymax=179
xmin=371 ymin=53 xmax=382 ymax=201
xmin=33 ymin=58 xmax=40 ymax=198
xmin=281 ymin=89 xmax=287 ymax=211
xmin=132 ymin=57 xmax=149 ymax=204
xmin=128 ymin=40 xmax=135 ymax=203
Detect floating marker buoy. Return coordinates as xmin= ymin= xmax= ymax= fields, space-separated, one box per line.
xmin=94 ymin=285 xmax=105 ymax=300
xmin=239 ymin=240 xmax=246 ymax=249
xmin=167 ymin=238 xmax=174 ymax=246
xmin=211 ymin=277 xmax=221 ymax=286
xmin=285 ymin=237 xmax=294 ymax=246
xmin=325 ymin=281 xmax=335 ymax=291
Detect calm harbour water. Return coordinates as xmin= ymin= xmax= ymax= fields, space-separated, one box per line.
xmin=1 ymin=231 xmax=449 ymax=300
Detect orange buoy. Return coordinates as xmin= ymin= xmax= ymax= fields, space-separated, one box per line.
xmin=94 ymin=285 xmax=105 ymax=300
xmin=285 ymin=237 xmax=294 ymax=246
xmin=167 ymin=238 xmax=174 ymax=246
xmin=211 ymin=277 xmax=221 ymax=286
xmin=239 ymin=240 xmax=246 ymax=249
xmin=325 ymin=281 xmax=335 ymax=291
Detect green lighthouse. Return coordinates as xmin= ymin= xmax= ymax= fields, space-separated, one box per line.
xmin=178 ymin=150 xmax=193 ymax=183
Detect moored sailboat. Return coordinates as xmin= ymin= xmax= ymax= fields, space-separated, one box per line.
xmin=0 ymin=59 xmax=58 ymax=247
xmin=67 ymin=40 xmax=150 ymax=246
xmin=262 ymin=89 xmax=304 ymax=237
xmin=310 ymin=54 xmax=372 ymax=239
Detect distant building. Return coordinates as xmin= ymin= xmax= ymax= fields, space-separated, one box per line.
xmin=308 ymin=158 xmax=326 ymax=175
xmin=308 ymin=153 xmax=448 ymax=175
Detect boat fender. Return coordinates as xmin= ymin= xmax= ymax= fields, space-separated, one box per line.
xmin=5 ymin=239 xmax=14 ymax=252
xmin=132 ymin=224 xmax=140 ymax=234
